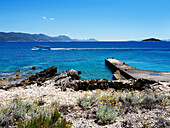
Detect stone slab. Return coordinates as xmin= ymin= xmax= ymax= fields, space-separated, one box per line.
xmin=105 ymin=58 xmax=170 ymax=82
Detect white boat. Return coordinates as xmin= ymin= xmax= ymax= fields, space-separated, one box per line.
xmin=32 ymin=46 xmax=51 ymax=50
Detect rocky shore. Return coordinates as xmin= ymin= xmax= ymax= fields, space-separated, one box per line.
xmin=0 ymin=66 xmax=169 ymax=128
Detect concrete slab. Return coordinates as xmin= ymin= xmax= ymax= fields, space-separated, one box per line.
xmin=105 ymin=58 xmax=170 ymax=82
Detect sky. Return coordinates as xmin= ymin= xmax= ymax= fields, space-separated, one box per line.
xmin=0 ymin=0 xmax=170 ymax=41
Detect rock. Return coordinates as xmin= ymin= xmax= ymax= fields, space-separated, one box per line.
xmin=3 ymin=78 xmax=6 ymax=81
xmin=31 ymin=66 xmax=37 ymax=70
xmin=0 ymin=78 xmax=6 ymax=81
xmin=2 ymin=67 xmax=160 ymax=92
xmin=14 ymin=66 xmax=57 ymax=87
xmin=67 ymin=69 xmax=80 ymax=80
xmin=16 ymin=70 xmax=21 ymax=73
xmin=78 ymin=71 xmax=81 ymax=75
xmin=28 ymin=66 xmax=57 ymax=84
xmin=44 ymin=69 xmax=80 ymax=91
xmin=7 ymin=74 xmax=22 ymax=82
xmin=16 ymin=74 xmax=22 ymax=79
xmin=8 ymin=78 xmax=13 ymax=82
xmin=59 ymin=78 xmax=159 ymax=91
xmin=133 ymin=79 xmax=157 ymax=90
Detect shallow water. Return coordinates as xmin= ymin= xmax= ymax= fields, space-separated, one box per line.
xmin=0 ymin=41 xmax=170 ymax=81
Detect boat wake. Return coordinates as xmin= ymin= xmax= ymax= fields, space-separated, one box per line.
xmin=50 ymin=48 xmax=170 ymax=51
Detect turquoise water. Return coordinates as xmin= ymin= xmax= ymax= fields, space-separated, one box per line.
xmin=0 ymin=41 xmax=170 ymax=81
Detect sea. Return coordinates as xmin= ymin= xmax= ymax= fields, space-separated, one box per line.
xmin=0 ymin=41 xmax=170 ymax=84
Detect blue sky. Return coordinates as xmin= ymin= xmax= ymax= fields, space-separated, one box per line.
xmin=0 ymin=0 xmax=170 ymax=41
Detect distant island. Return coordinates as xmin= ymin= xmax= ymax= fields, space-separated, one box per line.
xmin=0 ymin=32 xmax=97 ymax=42
xmin=142 ymin=38 xmax=164 ymax=42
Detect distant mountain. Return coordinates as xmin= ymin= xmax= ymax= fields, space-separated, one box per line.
xmin=0 ymin=32 xmax=97 ymax=42
xmin=142 ymin=38 xmax=164 ymax=42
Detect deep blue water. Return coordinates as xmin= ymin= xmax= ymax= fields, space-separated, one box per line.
xmin=0 ymin=41 xmax=170 ymax=82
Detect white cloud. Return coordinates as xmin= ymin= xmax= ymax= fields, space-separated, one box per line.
xmin=42 ymin=16 xmax=47 ymax=20
xmin=50 ymin=18 xmax=55 ymax=20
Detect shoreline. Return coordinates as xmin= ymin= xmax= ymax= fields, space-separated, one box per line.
xmin=0 ymin=59 xmax=170 ymax=127
xmin=1 ymin=57 xmax=170 ymax=89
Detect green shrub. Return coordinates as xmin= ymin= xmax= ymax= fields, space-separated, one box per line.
xmin=10 ymin=98 xmax=35 ymax=118
xmin=18 ymin=109 xmax=71 ymax=128
xmin=141 ymin=93 xmax=164 ymax=109
xmin=0 ymin=111 xmax=13 ymax=126
xmin=120 ymin=92 xmax=139 ymax=104
xmin=0 ymin=97 xmax=71 ymax=127
xmin=77 ymin=96 xmax=97 ymax=110
xmin=51 ymin=101 xmax=60 ymax=108
xmin=0 ymin=98 xmax=36 ymax=126
xmin=98 ymin=95 xmax=119 ymax=106
xmin=97 ymin=104 xmax=117 ymax=125
xmin=57 ymin=118 xmax=72 ymax=128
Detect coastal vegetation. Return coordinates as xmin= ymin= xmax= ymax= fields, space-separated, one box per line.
xmin=77 ymin=89 xmax=169 ymax=126
xmin=0 ymin=88 xmax=169 ymax=127
xmin=0 ymin=67 xmax=169 ymax=127
xmin=0 ymin=97 xmax=71 ymax=127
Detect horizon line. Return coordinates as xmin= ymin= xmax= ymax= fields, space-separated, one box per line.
xmin=0 ymin=31 xmax=167 ymax=41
